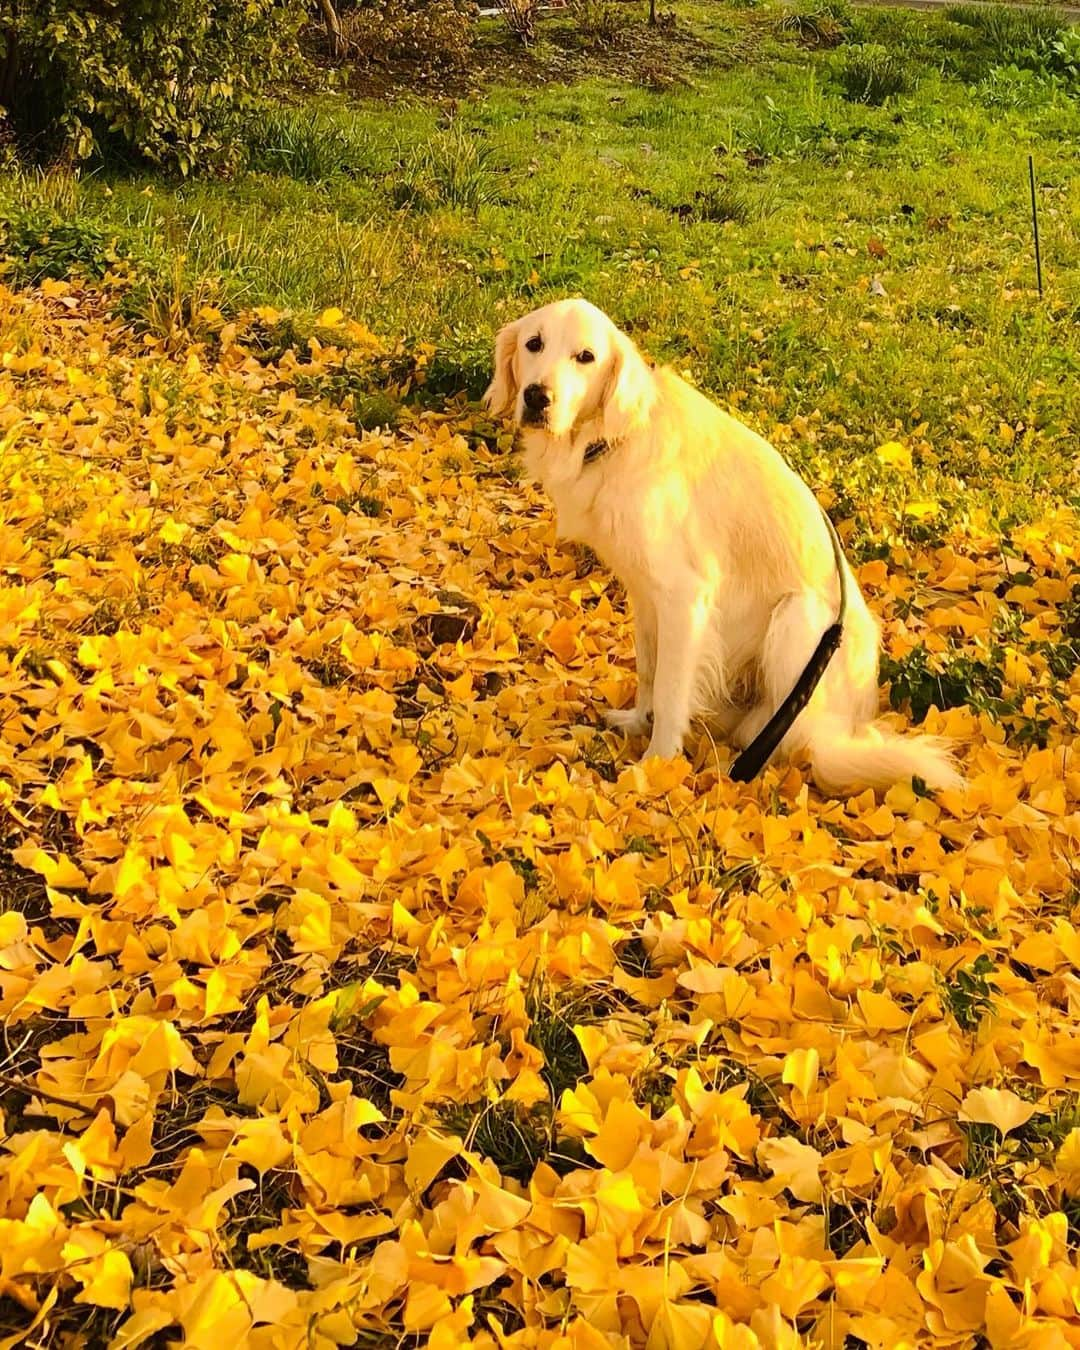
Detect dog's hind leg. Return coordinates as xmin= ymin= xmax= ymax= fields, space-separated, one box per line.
xmin=605 ymin=585 xmax=657 ymax=737
xmin=643 ymin=585 xmax=715 ymax=760
xmin=732 ymin=590 xmax=833 ymax=756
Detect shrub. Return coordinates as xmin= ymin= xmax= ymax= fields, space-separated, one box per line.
xmin=837 ymin=43 xmax=917 ymax=103
xmin=577 ymin=0 xmax=626 ymax=46
xmin=0 ymin=1 xmax=302 ymax=174
xmin=341 ymin=0 xmax=477 ymax=67
xmin=0 ymin=203 xmax=111 ymax=284
xmin=499 ymin=0 xmax=540 ymax=47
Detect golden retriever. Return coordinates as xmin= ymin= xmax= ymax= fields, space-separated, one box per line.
xmin=484 ymin=297 xmax=961 ymax=794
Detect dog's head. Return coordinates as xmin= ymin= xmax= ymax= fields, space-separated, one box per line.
xmin=484 ymin=298 xmax=654 ymax=442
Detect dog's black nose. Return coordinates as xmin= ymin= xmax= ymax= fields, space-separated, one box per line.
xmin=523 ymin=383 xmax=551 ymax=412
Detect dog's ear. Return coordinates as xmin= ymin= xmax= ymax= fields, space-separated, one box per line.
xmin=483 ymin=320 xmax=520 ymax=418
xmin=601 ymin=327 xmax=655 ymax=443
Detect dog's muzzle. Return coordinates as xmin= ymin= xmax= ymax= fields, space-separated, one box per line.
xmin=522 ymin=383 xmax=551 ymax=426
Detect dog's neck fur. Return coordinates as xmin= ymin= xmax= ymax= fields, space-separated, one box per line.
xmin=520 ymin=416 xmax=611 ymax=495
xmin=520 ymin=418 xmax=624 ymax=550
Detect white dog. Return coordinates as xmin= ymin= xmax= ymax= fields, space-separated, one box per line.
xmin=484 ymin=297 xmax=961 ymax=794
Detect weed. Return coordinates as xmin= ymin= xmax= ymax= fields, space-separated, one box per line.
xmin=393 ymin=124 xmax=500 ymax=212
xmin=0 ymin=178 xmax=114 ymax=284
xmin=246 ymin=106 xmax=371 ymax=181
xmin=779 ymin=0 xmax=853 ymax=48
xmin=439 ymin=1100 xmax=552 ymax=1181
xmin=499 ymin=0 xmax=540 ymax=47
xmin=974 ymin=65 xmax=1058 ymax=110
xmin=527 ymin=989 xmax=590 ymax=1100
xmin=881 ymin=643 xmax=1005 ymax=724
xmin=960 ymin=1090 xmax=1080 ymax=1229
xmin=943 ymin=3 xmax=1067 ymax=61
xmin=691 ymin=179 xmax=781 ymax=223
xmin=942 ymin=953 xmax=998 ymax=1031
xmin=836 ymin=43 xmax=917 ymax=103
xmin=122 ymin=254 xmax=221 ymax=351
xmin=578 ymin=0 xmax=627 ymax=47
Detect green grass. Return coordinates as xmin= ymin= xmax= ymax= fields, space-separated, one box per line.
xmin=2 ymin=2 xmax=1079 ymax=521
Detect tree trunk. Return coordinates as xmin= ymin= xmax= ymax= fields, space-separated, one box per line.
xmin=0 ymin=28 xmax=20 ymax=113
xmin=648 ymin=0 xmax=657 ymax=25
xmin=316 ymin=0 xmax=345 ymax=58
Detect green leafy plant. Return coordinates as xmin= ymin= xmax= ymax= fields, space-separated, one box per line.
xmin=974 ymin=65 xmax=1058 ymax=109
xmin=0 ymin=171 xmax=115 ymax=283
xmin=881 ymin=643 xmax=1005 ymax=724
xmin=943 ymin=3 xmax=1067 ymax=61
xmin=943 ymin=953 xmax=999 ymax=1031
xmin=1 ymin=0 xmax=303 ymax=173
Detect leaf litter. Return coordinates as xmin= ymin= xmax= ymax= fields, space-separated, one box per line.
xmin=0 ymin=281 xmax=1079 ymax=1348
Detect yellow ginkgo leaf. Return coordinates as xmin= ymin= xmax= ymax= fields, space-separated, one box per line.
xmin=1057 ymin=1127 xmax=1080 ymax=1196
xmin=875 ymin=440 xmax=912 ymax=471
xmin=757 ymin=1135 xmax=823 ymax=1203
xmin=957 ymin=1087 xmax=1040 ymax=1136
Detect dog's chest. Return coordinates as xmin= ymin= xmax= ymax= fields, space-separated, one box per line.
xmin=548 ymin=472 xmax=657 ymax=583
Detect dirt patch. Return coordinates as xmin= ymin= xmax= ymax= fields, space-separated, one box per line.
xmin=336 ymin=9 xmax=753 ymax=102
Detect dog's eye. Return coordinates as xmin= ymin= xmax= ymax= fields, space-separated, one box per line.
xmin=525 ymin=335 xmax=543 ymax=353
xmin=576 ymin=350 xmax=595 ymax=364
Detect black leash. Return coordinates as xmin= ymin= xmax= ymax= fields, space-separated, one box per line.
xmin=729 ymin=507 xmax=849 ymax=783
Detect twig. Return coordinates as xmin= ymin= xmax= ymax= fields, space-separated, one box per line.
xmin=1029 ymin=154 xmax=1043 ymax=299
xmin=0 ymin=1070 xmax=96 ymax=1113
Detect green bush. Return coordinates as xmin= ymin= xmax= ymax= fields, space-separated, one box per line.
xmin=938 ymin=4 xmax=1070 ymax=82
xmin=0 ymin=203 xmax=111 ymax=283
xmin=0 ymin=0 xmax=303 ymax=174
xmin=837 ymin=42 xmax=917 ymax=103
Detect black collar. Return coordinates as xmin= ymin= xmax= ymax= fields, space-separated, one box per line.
xmin=582 ymin=439 xmax=611 ymax=466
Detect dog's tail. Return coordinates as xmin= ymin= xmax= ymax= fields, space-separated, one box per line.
xmin=806 ymin=716 xmax=963 ymax=795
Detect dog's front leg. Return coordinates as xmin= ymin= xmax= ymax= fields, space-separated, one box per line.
xmin=604 ymin=586 xmax=657 ymax=737
xmin=643 ymin=585 xmax=712 ymax=761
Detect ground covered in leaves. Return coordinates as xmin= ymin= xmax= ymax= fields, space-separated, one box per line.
xmin=2 ymin=281 xmax=1080 ymax=1348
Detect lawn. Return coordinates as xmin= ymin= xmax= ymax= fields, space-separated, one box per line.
xmin=1 ymin=3 xmax=1080 ymax=1346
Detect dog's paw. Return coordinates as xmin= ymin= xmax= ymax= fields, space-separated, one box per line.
xmin=642 ymin=734 xmax=684 ymax=761
xmin=604 ymin=707 xmax=651 ymax=737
